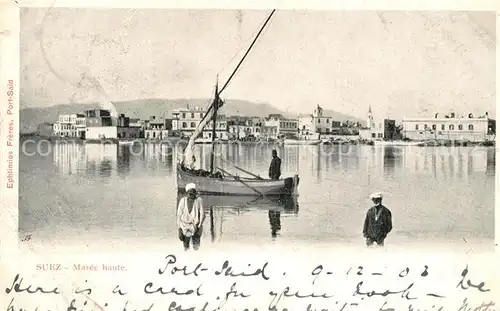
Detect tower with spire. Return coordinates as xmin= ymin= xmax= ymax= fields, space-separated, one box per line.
xmin=366 ymin=105 xmax=373 ymax=129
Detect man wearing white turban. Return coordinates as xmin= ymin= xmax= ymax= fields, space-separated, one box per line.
xmin=362 ymin=192 xmax=392 ymax=247
xmin=177 ymin=183 xmax=205 ymax=251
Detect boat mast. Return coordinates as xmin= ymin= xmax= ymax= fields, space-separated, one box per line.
xmin=210 ymin=78 xmax=220 ymax=174
xmin=180 ymin=9 xmax=277 ymax=169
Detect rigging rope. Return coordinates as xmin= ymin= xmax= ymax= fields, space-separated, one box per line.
xmin=219 ymin=9 xmax=276 ymax=94
xmin=181 ymin=9 xmax=277 ymax=167
xmin=194 ymin=9 xmax=277 ymax=133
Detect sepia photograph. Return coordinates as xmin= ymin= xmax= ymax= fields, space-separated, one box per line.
xmin=18 ymin=8 xmax=495 ymax=252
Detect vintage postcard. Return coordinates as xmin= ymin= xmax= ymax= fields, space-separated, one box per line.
xmin=0 ymin=0 xmax=498 ymax=310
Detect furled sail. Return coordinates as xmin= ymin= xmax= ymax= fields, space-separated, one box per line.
xmin=181 ymin=95 xmax=223 ymax=169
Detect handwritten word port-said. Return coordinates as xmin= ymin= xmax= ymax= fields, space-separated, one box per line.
xmin=158 ymin=254 xmax=270 ymax=280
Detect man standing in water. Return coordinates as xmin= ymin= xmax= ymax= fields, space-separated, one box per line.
xmin=363 ymin=192 xmax=392 ymax=247
xmin=177 ymin=183 xmax=205 ymax=251
xmin=269 ymin=149 xmax=282 ymax=180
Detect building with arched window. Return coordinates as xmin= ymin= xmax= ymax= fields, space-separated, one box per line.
xmin=172 ymin=106 xmax=228 ymax=140
xmin=402 ymin=114 xmax=495 ymax=142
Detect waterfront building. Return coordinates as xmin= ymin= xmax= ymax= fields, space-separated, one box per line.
xmin=201 ymin=117 xmax=228 ymax=141
xmin=312 ymin=105 xmax=332 ymax=134
xmin=117 ymin=114 xmax=142 ymax=139
xmin=227 ymin=117 xmax=261 ymax=140
xmin=360 ymin=105 xmax=396 ymax=140
xmin=298 ymin=105 xmax=335 ymax=139
xmin=129 ymin=118 xmax=144 ymax=128
xmin=252 ymin=117 xmax=264 ymax=138
xmin=53 ymin=109 xmax=145 ymax=140
xmin=402 ymin=112 xmax=495 ymax=142
xmin=172 ymin=106 xmax=228 ymax=140
xmin=172 ymin=106 xmax=205 ymax=133
xmin=263 ymin=115 xmax=281 ymax=139
xmin=262 ymin=114 xmax=281 ymax=134
xmin=75 ymin=114 xmax=86 ymax=138
xmin=278 ymin=118 xmax=298 ymax=138
xmin=261 ymin=125 xmax=278 ymax=139
xmin=298 ymin=113 xmax=314 ymax=135
xmin=84 ymin=109 xmax=118 ymax=139
xmin=358 ymin=128 xmax=371 ymax=140
xmin=263 ymin=114 xmax=298 ymax=138
xmin=53 ymin=113 xmax=86 ymax=138
xmin=144 ymin=116 xmax=170 ymax=140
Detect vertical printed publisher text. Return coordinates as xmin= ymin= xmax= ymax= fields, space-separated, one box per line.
xmin=6 ymin=79 xmax=15 ymax=189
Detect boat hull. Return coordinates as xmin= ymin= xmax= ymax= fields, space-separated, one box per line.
xmin=284 ymin=139 xmax=321 ymax=145
xmin=373 ymin=140 xmax=425 ymax=146
xmin=177 ymin=165 xmax=298 ymax=196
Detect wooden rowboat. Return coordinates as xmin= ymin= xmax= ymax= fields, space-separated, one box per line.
xmin=177 ymin=164 xmax=299 ymax=196
xmin=175 ymin=10 xmax=300 ymax=197
xmin=284 ymin=139 xmax=322 ymax=145
xmin=373 ymin=140 xmax=425 ymax=146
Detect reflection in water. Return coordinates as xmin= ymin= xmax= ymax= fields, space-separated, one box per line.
xmin=49 ymin=142 xmax=496 ymax=182
xmin=176 ymin=191 xmax=299 ymax=244
xmin=117 ymin=145 xmax=131 ymax=175
xmin=269 ymin=210 xmax=281 ymax=238
xmin=486 ymin=147 xmax=495 ymax=176
xmin=21 ymin=138 xmax=494 ymax=245
xmin=52 ymin=143 xmax=118 ymax=177
xmin=383 ymin=147 xmax=396 ymax=176
xmin=51 ymin=142 xmax=182 ymax=177
xmin=210 ymin=206 xmax=215 ymax=242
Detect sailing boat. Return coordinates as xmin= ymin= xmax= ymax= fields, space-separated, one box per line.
xmin=176 ymin=9 xmax=299 ymax=197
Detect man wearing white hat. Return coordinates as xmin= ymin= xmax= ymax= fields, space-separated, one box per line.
xmin=177 ymin=183 xmax=205 ymax=251
xmin=362 ymin=192 xmax=392 ymax=247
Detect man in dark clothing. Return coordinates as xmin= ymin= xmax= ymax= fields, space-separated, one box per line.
xmin=268 ymin=149 xmax=282 ymax=180
xmin=363 ymin=192 xmax=392 ymax=247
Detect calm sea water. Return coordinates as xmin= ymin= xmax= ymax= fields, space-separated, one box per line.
xmin=19 ymin=139 xmax=495 ymax=248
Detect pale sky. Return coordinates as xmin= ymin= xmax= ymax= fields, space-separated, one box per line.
xmin=20 ymin=9 xmax=495 ymax=120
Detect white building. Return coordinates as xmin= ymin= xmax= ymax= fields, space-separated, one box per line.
xmin=313 ymin=106 xmax=332 ymax=134
xmin=75 ymin=114 xmax=86 ymax=138
xmin=53 ymin=113 xmax=86 ymax=138
xmin=227 ymin=117 xmax=264 ymax=140
xmin=263 ymin=114 xmax=298 ymax=138
xmin=83 ymin=109 xmax=118 ymax=139
xmin=86 ymin=126 xmax=118 ymax=140
xmin=402 ymin=113 xmax=495 ymax=142
xmin=362 ymin=105 xmax=394 ymax=140
xmin=145 ymin=116 xmax=169 ymax=140
xmin=172 ymin=107 xmax=228 ymax=140
xmin=298 ymin=105 xmax=332 ymax=139
xmin=172 ymin=107 xmax=205 ymax=131
xmin=201 ymin=119 xmax=228 ymax=140
xmin=261 ymin=125 xmax=278 ymax=139
xmin=298 ymin=114 xmax=314 ymax=134
xmin=278 ymin=118 xmax=298 ymax=137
